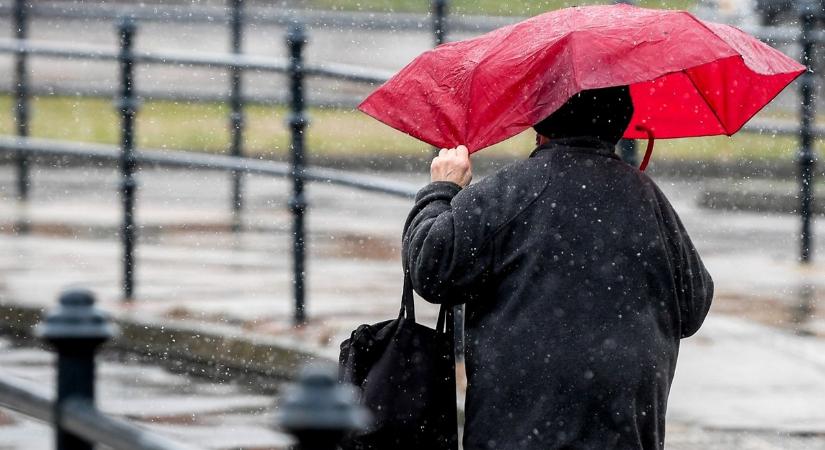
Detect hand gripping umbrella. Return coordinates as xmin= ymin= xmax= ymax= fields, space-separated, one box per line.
xmin=359 ymin=4 xmax=804 ymax=169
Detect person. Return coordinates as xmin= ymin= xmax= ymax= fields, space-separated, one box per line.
xmin=401 ymin=85 xmax=714 ymax=450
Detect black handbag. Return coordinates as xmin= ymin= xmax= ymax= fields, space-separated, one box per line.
xmin=339 ymin=271 xmax=458 ymax=450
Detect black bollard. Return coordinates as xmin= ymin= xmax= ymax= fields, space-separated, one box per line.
xmin=278 ymin=365 xmax=370 ymax=450
xmin=229 ymin=0 xmax=246 ymax=231
xmin=117 ymin=16 xmax=140 ymax=300
xmin=798 ymin=0 xmax=817 ymax=264
xmin=287 ymin=22 xmax=310 ymax=325
xmin=13 ymin=0 xmax=30 ymax=204
xmin=37 ymin=289 xmax=116 ymax=450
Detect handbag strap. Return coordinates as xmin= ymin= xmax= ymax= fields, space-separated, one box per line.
xmin=436 ymin=302 xmax=453 ymax=335
xmin=400 ymin=269 xmax=416 ymax=321
xmin=401 ymin=269 xmax=453 ymax=336
xmin=401 ymin=206 xmax=453 ymax=335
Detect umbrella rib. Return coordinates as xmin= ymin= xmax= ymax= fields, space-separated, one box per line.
xmin=684 ymin=68 xmax=731 ymax=136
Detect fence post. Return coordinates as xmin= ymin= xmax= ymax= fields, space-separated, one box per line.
xmin=798 ymin=0 xmax=817 ymax=264
xmin=432 ymin=0 xmax=448 ymax=47
xmin=430 ymin=0 xmax=448 ymax=159
xmin=287 ymin=22 xmax=309 ymax=325
xmin=618 ymin=136 xmax=638 ymax=167
xmin=430 ymin=0 xmax=464 ymax=360
xmin=13 ymin=0 xmax=30 ymax=205
xmin=117 ymin=16 xmax=139 ymax=300
xmin=229 ymin=0 xmax=245 ymax=232
xmin=37 ymin=289 xmax=116 ymax=450
xmin=614 ymin=0 xmax=638 ymax=166
xmin=279 ymin=365 xmax=370 ymax=450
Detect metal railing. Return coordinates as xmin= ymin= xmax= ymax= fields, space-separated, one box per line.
xmin=0 ymin=15 xmax=414 ymax=325
xmin=0 ymin=0 xmax=445 ymax=327
xmin=2 ymin=0 xmax=429 ymax=219
xmin=4 ymin=0 xmax=825 ymax=42
xmin=0 ymin=1 xmax=821 ymax=320
xmin=0 ymin=289 xmax=369 ymax=450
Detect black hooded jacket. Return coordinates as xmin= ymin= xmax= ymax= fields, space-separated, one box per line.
xmin=402 ymin=138 xmax=713 ymax=450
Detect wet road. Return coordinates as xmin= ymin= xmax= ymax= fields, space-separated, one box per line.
xmin=0 ymin=338 xmax=291 ymax=450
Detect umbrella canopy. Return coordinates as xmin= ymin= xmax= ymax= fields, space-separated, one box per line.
xmin=359 ymin=4 xmax=805 ymax=153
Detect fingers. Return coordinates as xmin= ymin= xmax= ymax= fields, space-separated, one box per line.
xmin=430 ymin=144 xmax=472 ymax=188
xmin=436 ymin=146 xmax=467 ymax=159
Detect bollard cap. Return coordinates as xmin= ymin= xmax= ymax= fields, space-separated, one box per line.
xmin=37 ymin=289 xmax=117 ymax=342
xmin=277 ymin=364 xmax=371 ymax=433
xmin=116 ymin=15 xmax=137 ymax=34
xmin=286 ymin=20 xmax=308 ymax=46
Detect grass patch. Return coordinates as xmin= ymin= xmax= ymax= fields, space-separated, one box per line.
xmin=311 ymin=0 xmax=697 ymax=16
xmin=0 ymin=94 xmax=816 ymax=165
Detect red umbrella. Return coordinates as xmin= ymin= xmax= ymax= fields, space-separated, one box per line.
xmin=359 ymin=4 xmax=804 ymax=163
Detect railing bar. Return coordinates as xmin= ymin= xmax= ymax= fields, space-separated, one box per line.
xmin=0 ymin=84 xmax=366 ymax=109
xmin=1 ymin=2 xmax=434 ymax=30
xmin=0 ymin=38 xmax=393 ymax=83
xmin=2 ymin=2 xmax=824 ymax=42
xmin=305 ymin=63 xmax=393 ymax=85
xmin=0 ymin=39 xmax=118 ymax=62
xmin=61 ymin=398 xmax=198 ymax=450
xmin=0 ymin=375 xmax=197 ymax=450
xmin=303 ymin=167 xmax=417 ymax=198
xmin=0 ymin=136 xmax=419 ymax=198
xmin=0 ymin=372 xmax=55 ymax=424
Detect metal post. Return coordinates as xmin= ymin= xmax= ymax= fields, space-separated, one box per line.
xmin=13 ymin=0 xmax=30 ymax=204
xmin=619 ymin=139 xmax=638 ymax=167
xmin=229 ymin=0 xmax=245 ymax=231
xmin=798 ymin=0 xmax=817 ymax=264
xmin=279 ymin=365 xmax=370 ymax=450
xmin=117 ymin=17 xmax=139 ymax=300
xmin=430 ymin=0 xmax=464 ymax=360
xmin=432 ymin=0 xmax=448 ymax=47
xmin=431 ymin=0 xmax=448 ymax=159
xmin=287 ymin=22 xmax=309 ymax=325
xmin=37 ymin=289 xmax=116 ymax=450
xmin=615 ymin=0 xmax=638 ymax=167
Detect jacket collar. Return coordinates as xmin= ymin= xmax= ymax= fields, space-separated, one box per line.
xmin=529 ymin=137 xmax=619 ymax=160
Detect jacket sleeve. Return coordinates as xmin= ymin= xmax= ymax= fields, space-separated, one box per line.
xmin=402 ymin=181 xmax=494 ymax=306
xmin=655 ymin=189 xmax=714 ymax=338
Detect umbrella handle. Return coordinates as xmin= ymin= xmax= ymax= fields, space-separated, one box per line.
xmin=635 ymin=125 xmax=655 ymax=172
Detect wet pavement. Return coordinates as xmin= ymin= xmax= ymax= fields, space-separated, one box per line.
xmin=0 ymin=164 xmax=824 ymax=448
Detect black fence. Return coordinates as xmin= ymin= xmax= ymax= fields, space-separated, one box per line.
xmin=1 ymin=1 xmax=416 ymax=326
xmin=0 ymin=1 xmax=822 ymax=321
xmin=0 ymin=289 xmax=368 ymax=450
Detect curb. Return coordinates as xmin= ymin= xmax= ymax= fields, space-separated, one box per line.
xmin=0 ymin=300 xmax=334 ymax=382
